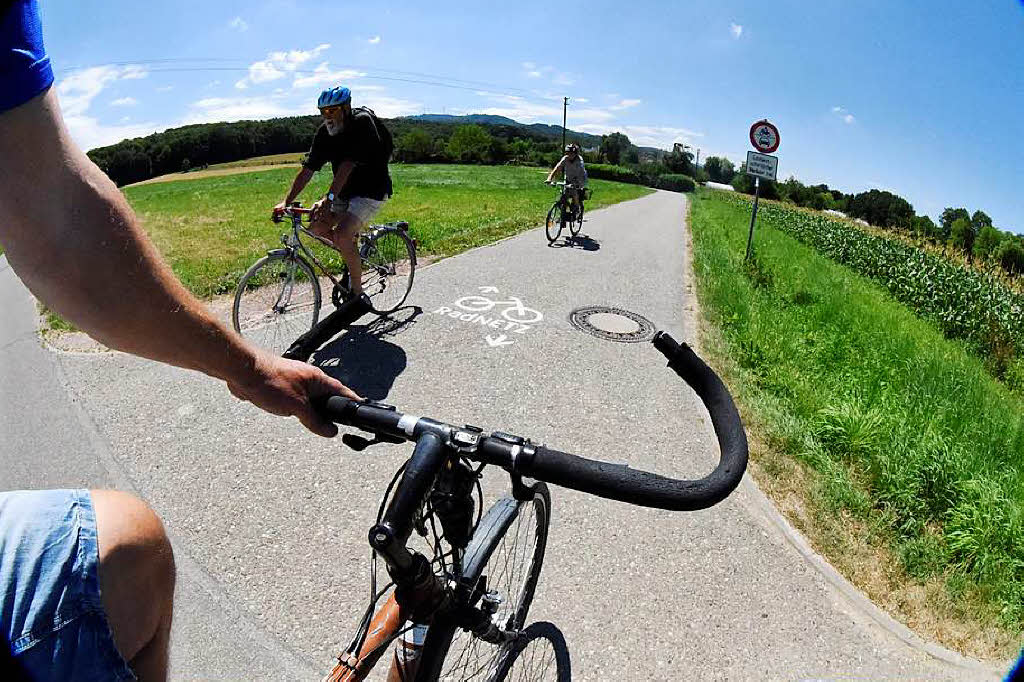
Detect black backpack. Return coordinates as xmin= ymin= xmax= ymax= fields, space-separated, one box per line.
xmin=353 ymin=106 xmax=394 ymax=162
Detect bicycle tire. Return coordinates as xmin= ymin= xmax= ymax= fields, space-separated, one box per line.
xmin=544 ymin=203 xmax=563 ymax=243
xmin=416 ymin=483 xmax=551 ymax=682
xmin=340 ymin=227 xmax=417 ymax=314
xmin=569 ymin=202 xmax=583 ymax=237
xmin=232 ymin=252 xmax=321 ymax=354
xmin=488 ymin=621 xmax=571 ymax=682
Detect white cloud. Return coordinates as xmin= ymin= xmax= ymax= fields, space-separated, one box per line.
xmin=368 ymin=35 xmax=381 ymax=44
xmin=111 ymin=97 xmax=137 ymax=107
xmin=156 ymin=85 xmax=174 ymax=92
xmin=611 ymin=98 xmax=641 ymax=110
xmin=57 ymin=66 xmax=153 ymax=149
xmin=575 ymin=97 xmax=589 ymax=103
xmin=65 ymin=115 xmax=159 ymax=151
xmin=57 ymin=65 xmax=147 ymax=117
xmin=520 ymin=61 xmax=573 ymax=85
xmin=357 ymin=94 xmax=422 ymax=118
xmin=832 ymin=105 xmax=856 ymax=124
xmin=292 ymin=62 xmax=365 ymax=90
xmin=575 ymin=123 xmax=704 ymax=150
xmin=235 ymin=44 xmax=332 ymax=89
xmin=730 ymin=23 xmax=743 ymax=39
xmin=229 ymin=17 xmax=248 ymax=32
xmin=186 ymin=95 xmax=309 ymax=123
xmin=184 ymin=87 xmax=419 ymax=125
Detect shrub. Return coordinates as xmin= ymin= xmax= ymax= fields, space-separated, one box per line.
xmin=657 ymin=174 xmax=696 ymax=192
xmin=586 ymin=163 xmax=640 ymax=184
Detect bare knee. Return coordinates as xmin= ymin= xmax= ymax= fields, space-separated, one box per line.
xmin=92 ymin=490 xmax=175 ymax=663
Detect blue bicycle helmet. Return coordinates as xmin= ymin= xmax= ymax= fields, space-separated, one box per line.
xmin=318 ymin=86 xmax=351 ymax=108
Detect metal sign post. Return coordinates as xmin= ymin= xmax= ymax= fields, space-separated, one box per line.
xmin=745 ymin=177 xmax=761 ymax=261
xmin=744 ymin=120 xmax=780 ymax=261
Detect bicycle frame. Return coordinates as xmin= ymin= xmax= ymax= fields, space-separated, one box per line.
xmin=325 ymin=430 xmax=531 ymax=682
xmin=274 ymin=213 xmax=343 ymax=291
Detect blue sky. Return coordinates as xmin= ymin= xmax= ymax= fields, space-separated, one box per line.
xmin=39 ymin=0 xmax=1024 ymax=232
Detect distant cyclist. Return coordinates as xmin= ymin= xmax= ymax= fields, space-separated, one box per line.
xmin=274 ymin=86 xmax=393 ymax=297
xmin=545 ymin=143 xmax=588 ymax=215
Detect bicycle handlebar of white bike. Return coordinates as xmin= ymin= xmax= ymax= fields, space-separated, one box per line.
xmin=315 ymin=331 xmax=748 ymax=511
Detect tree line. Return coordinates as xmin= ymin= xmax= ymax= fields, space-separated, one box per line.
xmin=708 ymin=156 xmax=1023 ymax=278
xmin=86 ymin=115 xmax=672 ymax=186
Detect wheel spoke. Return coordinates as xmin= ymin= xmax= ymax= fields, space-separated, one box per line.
xmin=233 ymin=255 xmax=320 ymax=354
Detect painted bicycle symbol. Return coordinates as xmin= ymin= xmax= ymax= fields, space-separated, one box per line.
xmin=454 ymin=287 xmax=544 ymax=325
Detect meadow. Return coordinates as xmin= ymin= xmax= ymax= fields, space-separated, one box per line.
xmin=124 ymin=163 xmax=651 ymax=298
xmin=689 ymin=189 xmax=1023 ymax=658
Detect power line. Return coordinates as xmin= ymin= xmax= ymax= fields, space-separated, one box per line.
xmin=54 ymin=58 xmax=563 ymax=102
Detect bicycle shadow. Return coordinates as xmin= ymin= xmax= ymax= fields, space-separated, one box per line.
xmin=311 ymin=306 xmax=422 ymax=400
xmin=549 ymin=234 xmax=600 ymax=251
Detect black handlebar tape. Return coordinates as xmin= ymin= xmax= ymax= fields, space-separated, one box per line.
xmin=282 ymin=294 xmax=372 ymax=361
xmin=519 ymin=332 xmax=748 ymax=511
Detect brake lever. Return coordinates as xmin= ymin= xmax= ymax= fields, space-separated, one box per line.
xmin=341 ymin=432 xmax=404 ymax=451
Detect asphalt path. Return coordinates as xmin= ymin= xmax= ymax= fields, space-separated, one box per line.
xmin=0 ymin=191 xmax=1003 ymax=680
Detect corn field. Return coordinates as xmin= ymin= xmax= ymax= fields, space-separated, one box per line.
xmin=722 ymin=192 xmax=1024 ymax=381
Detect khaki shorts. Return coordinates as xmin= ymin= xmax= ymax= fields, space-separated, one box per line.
xmin=333 ymin=195 xmax=388 ymax=224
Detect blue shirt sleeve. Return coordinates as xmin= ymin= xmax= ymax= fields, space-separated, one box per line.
xmin=1 ymin=0 xmax=54 ymax=113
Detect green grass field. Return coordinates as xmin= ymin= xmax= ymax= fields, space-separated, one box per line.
xmin=124 ymin=164 xmax=650 ymax=298
xmin=689 ymin=189 xmax=1023 ymax=658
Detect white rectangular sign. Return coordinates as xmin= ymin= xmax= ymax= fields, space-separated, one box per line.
xmin=746 ymin=151 xmax=778 ymax=181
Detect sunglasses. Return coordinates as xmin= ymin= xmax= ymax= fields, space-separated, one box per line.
xmin=320 ymin=105 xmax=344 ymax=117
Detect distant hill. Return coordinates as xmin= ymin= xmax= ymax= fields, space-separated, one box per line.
xmin=405 ymin=113 xmax=603 ymax=149
xmin=403 ymin=113 xmax=664 ymax=158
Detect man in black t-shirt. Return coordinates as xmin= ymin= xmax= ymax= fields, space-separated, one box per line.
xmin=274 ymin=85 xmax=393 ymax=297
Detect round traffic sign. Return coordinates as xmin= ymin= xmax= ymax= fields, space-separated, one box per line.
xmin=749 ymin=120 xmax=780 ymax=153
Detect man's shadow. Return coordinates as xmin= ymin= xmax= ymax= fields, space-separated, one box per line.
xmin=311 ymin=306 xmax=422 ymax=400
xmin=549 ymin=233 xmax=600 ymax=251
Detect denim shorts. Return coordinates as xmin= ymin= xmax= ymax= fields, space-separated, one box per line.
xmin=0 ymin=489 xmax=135 ymax=680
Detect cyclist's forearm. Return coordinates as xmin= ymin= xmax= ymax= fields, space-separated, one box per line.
xmin=0 ymin=89 xmax=258 ymax=383
xmin=284 ymin=168 xmax=315 ymax=204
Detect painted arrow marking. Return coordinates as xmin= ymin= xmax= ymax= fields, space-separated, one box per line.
xmin=479 ymin=286 xmax=499 ymax=294
xmin=485 ymin=334 xmax=514 ymax=347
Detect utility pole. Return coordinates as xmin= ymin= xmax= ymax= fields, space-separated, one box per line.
xmin=695 ymin=148 xmax=700 ymax=173
xmin=562 ymin=96 xmax=569 ymax=181
xmin=562 ymin=97 xmax=569 ymax=150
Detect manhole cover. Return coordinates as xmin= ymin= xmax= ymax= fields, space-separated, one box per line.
xmin=568 ymin=306 xmax=656 ymax=343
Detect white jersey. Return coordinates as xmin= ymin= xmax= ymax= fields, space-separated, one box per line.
xmin=557 ymin=155 xmax=588 ymax=187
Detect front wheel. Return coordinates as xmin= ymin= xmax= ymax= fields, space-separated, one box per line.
xmin=232 ymin=252 xmax=321 ymax=354
xmin=545 ymin=203 xmax=563 ymax=243
xmin=569 ymin=201 xmax=583 ymax=237
xmin=416 ymin=484 xmax=551 ymax=682
xmin=490 ymin=622 xmax=571 ymax=682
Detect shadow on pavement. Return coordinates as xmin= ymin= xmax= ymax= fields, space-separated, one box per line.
xmin=311 ymin=306 xmax=422 ymax=400
xmin=550 ymin=233 xmax=600 ymax=251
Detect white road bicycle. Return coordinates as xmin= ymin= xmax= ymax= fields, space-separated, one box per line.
xmin=453 ymin=295 xmax=543 ymax=325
